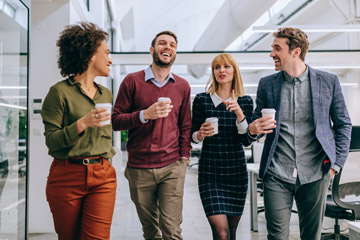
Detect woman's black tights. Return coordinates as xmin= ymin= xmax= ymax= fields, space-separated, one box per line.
xmin=207 ymin=215 xmax=241 ymax=240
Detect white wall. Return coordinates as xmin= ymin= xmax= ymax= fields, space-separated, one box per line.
xmin=342 ymin=69 xmax=360 ymax=125
xmin=29 ymin=2 xmax=71 ymax=233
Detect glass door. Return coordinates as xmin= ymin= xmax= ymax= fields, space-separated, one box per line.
xmin=0 ymin=0 xmax=29 ymax=239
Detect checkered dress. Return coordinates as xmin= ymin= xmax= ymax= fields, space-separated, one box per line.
xmin=192 ymin=92 xmax=254 ymax=217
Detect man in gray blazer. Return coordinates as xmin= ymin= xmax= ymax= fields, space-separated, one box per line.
xmin=247 ymin=27 xmax=352 ymax=240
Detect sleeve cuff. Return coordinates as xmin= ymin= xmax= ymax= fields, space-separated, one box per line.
xmin=332 ymin=164 xmax=341 ymax=174
xmin=236 ymin=118 xmax=248 ymax=134
xmin=139 ymin=110 xmax=148 ymax=124
xmin=247 ymin=127 xmax=258 ymax=141
xmin=69 ymin=121 xmax=82 ymax=139
xmin=192 ymin=131 xmax=202 ymax=143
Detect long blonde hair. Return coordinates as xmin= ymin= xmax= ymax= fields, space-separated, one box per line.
xmin=205 ymin=53 xmax=245 ymax=97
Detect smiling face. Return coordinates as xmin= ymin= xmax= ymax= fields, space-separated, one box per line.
xmin=213 ymin=61 xmax=234 ymax=86
xmin=90 ymin=40 xmax=112 ymax=77
xmin=270 ymin=37 xmax=301 ymax=72
xmin=150 ymin=34 xmax=177 ymax=68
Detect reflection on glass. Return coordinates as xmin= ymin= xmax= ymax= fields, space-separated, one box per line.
xmin=0 ymin=0 xmax=28 ymax=239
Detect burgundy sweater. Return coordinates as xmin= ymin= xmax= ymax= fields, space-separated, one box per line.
xmin=112 ymin=70 xmax=192 ymax=168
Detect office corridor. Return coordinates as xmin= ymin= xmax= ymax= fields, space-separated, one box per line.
xmin=29 ymin=151 xmax=347 ymax=240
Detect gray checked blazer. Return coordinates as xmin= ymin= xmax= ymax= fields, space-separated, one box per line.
xmin=251 ymin=66 xmax=352 ymax=180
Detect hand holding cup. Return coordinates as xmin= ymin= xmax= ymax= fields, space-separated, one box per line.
xmin=95 ymin=103 xmax=112 ymax=125
xmin=157 ymin=97 xmax=172 ymax=117
xmin=261 ymin=109 xmax=276 ymax=129
xmin=76 ymin=105 xmax=111 ymax=134
xmin=248 ymin=108 xmax=276 ymax=135
xmin=143 ymin=97 xmax=173 ymax=120
xmin=197 ymin=117 xmax=218 ymax=141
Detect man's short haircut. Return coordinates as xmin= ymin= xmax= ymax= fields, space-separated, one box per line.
xmin=273 ymin=27 xmax=309 ymax=61
xmin=151 ymin=30 xmax=178 ymax=48
xmin=57 ymin=22 xmax=109 ymax=77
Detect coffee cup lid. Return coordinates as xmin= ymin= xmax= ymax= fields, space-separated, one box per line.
xmin=261 ymin=108 xmax=276 ymax=113
xmin=205 ymin=117 xmax=218 ymax=122
xmin=95 ymin=103 xmax=112 ymax=108
xmin=158 ymin=97 xmax=171 ymax=102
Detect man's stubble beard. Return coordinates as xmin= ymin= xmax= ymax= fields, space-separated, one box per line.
xmin=152 ymin=51 xmax=176 ymax=68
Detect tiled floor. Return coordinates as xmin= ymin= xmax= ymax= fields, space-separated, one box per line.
xmin=29 ymin=151 xmax=350 ymax=240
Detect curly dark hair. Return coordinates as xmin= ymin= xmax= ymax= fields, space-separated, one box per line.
xmin=56 ymin=22 xmax=109 ymax=77
xmin=273 ymin=27 xmax=309 ymax=61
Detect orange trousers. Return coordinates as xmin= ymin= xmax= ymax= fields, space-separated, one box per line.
xmin=46 ymin=158 xmax=117 ymax=240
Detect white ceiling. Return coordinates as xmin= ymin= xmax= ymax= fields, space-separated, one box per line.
xmin=109 ymin=0 xmax=360 ymax=94
xmin=113 ymin=0 xmax=360 ymax=52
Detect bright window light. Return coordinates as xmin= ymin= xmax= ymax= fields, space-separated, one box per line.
xmin=0 ymin=86 xmax=27 ymax=89
xmin=241 ymin=27 xmax=253 ymax=42
xmin=3 ymin=2 xmax=15 ymax=18
xmin=0 ymin=103 xmax=27 ymax=110
xmin=0 ymin=96 xmax=27 ymax=99
xmin=271 ymin=0 xmax=292 ymax=16
xmin=340 ymin=83 xmax=359 ymax=87
xmin=253 ymin=25 xmax=360 ymax=33
xmin=254 ymin=11 xmax=270 ymax=26
xmin=226 ymin=0 xmax=294 ymax=51
xmin=242 ymin=11 xmax=270 ymax=43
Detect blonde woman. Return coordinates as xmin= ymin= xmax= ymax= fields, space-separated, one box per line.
xmin=191 ymin=53 xmax=253 ymax=240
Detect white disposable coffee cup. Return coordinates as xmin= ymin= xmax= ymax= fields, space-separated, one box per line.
xmin=95 ymin=103 xmax=112 ymax=125
xmin=261 ymin=108 xmax=276 ymax=125
xmin=205 ymin=117 xmax=219 ymax=135
xmin=158 ymin=97 xmax=171 ymax=117
xmin=158 ymin=97 xmax=171 ymax=103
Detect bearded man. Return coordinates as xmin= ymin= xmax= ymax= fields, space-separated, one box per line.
xmin=112 ymin=31 xmax=192 ymax=240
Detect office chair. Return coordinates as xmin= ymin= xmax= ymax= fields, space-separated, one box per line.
xmin=321 ymin=126 xmax=360 ymax=240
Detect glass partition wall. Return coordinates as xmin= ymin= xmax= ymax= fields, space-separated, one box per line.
xmin=0 ymin=0 xmax=29 ymax=239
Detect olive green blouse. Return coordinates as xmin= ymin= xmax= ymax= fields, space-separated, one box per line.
xmin=41 ymin=77 xmax=115 ymax=159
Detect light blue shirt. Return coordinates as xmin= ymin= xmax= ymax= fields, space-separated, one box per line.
xmin=144 ymin=65 xmax=175 ymax=87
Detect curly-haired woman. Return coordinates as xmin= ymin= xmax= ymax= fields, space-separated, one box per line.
xmin=41 ymin=22 xmax=116 ymax=240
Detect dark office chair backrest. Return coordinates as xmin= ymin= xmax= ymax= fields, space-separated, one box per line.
xmin=321 ymin=126 xmax=360 ymax=239
xmin=349 ymin=125 xmax=360 ymax=152
xmin=332 ymin=125 xmax=360 ymax=219
xmin=331 ymin=170 xmax=360 ymax=219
